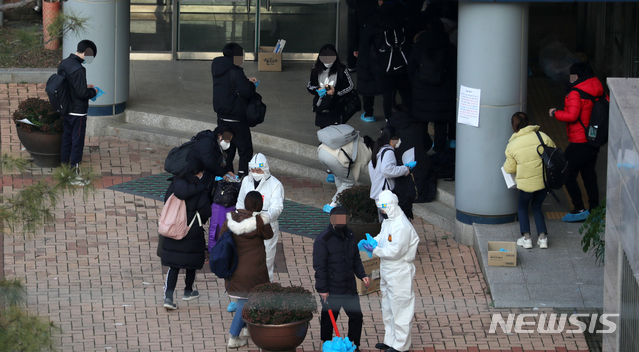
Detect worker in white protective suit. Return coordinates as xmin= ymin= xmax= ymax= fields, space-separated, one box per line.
xmin=362 ymin=190 xmax=419 ymax=352
xmin=236 ymin=153 xmax=284 ymax=281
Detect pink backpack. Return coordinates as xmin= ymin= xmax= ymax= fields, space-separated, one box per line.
xmin=158 ymin=194 xmax=201 ymax=240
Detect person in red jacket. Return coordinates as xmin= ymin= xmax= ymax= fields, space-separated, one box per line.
xmin=549 ymin=62 xmax=605 ymax=222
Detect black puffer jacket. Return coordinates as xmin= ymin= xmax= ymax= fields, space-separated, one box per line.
xmin=186 ymin=129 xmax=232 ymax=187
xmin=57 ymin=54 xmax=97 ymax=115
xmin=408 ymin=26 xmax=457 ymax=123
xmin=161 ymin=177 xmax=212 ymax=270
xmin=211 ymin=56 xmax=256 ymax=121
xmin=313 ymin=225 xmax=367 ymax=295
xmin=387 ymin=109 xmax=436 ymax=202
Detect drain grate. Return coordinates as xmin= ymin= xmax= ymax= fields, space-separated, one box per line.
xmin=108 ymin=173 xmax=329 ymax=238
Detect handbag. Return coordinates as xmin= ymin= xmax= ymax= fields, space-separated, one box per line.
xmin=342 ymin=89 xmax=361 ymax=123
xmin=213 ymin=180 xmax=241 ymax=207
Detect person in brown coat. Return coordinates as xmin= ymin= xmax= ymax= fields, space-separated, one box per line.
xmin=218 ymin=191 xmax=274 ymax=349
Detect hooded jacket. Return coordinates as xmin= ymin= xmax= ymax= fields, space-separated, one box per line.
xmin=503 ymin=125 xmax=556 ymax=193
xmin=236 ymin=154 xmax=285 ymax=224
xmin=211 ymin=56 xmax=256 ymax=121
xmin=186 ymin=129 xmax=232 ymax=182
xmin=554 ymin=76 xmax=606 ymax=144
xmin=368 ymin=146 xmax=410 ymax=201
xmin=313 ymin=224 xmax=367 ymax=295
xmin=220 ymin=210 xmax=274 ymax=298
xmin=161 ymin=177 xmax=212 ymax=270
xmin=407 ymin=25 xmax=457 ymax=123
xmin=58 ymin=54 xmax=97 ymax=115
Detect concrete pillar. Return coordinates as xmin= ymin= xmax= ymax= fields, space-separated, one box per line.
xmin=454 ymin=1 xmax=529 ymax=244
xmin=62 ymin=0 xmax=130 ymax=135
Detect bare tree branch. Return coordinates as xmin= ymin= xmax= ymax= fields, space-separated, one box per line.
xmin=0 ymin=0 xmax=36 ymax=12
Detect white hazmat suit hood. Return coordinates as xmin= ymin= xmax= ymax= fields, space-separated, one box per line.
xmin=237 ymin=153 xmax=284 ymax=281
xmin=373 ymin=190 xmax=419 ymax=351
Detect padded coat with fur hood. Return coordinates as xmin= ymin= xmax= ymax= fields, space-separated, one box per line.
xmin=503 ymin=125 xmax=556 ymax=193
xmin=219 ymin=209 xmax=274 ymax=298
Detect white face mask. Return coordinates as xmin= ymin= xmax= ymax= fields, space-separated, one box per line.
xmin=251 ymin=172 xmax=264 ymax=181
xmin=394 ymin=139 xmax=402 ymax=149
xmin=220 ymin=140 xmax=231 ymax=150
xmin=324 ymin=62 xmax=333 ymax=69
xmin=84 ymin=56 xmax=95 ymax=64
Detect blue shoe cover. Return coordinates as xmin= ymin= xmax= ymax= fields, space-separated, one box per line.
xmin=360 ymin=113 xmax=375 ymax=123
xmin=227 ymin=301 xmax=237 ymax=312
xmin=326 ymin=174 xmax=335 ymax=183
xmin=562 ymin=210 xmax=590 ymax=222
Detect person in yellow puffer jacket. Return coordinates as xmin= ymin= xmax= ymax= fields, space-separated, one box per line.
xmin=503 ymin=112 xmax=556 ymax=250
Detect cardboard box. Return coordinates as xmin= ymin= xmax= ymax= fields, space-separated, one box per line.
xmin=487 ymin=241 xmax=517 ymax=267
xmin=356 ymin=251 xmax=381 ymax=295
xmin=258 ymin=46 xmax=282 ymax=72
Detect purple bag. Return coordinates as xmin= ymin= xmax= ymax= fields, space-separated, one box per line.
xmin=209 ymin=203 xmax=236 ymax=252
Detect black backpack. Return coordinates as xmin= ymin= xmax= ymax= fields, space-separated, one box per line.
xmin=572 ymin=88 xmax=609 ymax=147
xmin=371 ymin=28 xmax=408 ymax=76
xmin=535 ymin=131 xmax=568 ymax=202
xmin=246 ymin=92 xmax=267 ymax=128
xmin=209 ymin=230 xmax=239 ymax=280
xmin=418 ymin=47 xmax=448 ymax=86
xmin=381 ymin=149 xmax=417 ymax=219
xmin=164 ymin=137 xmax=198 ymax=175
xmin=45 ymin=72 xmax=75 ymax=115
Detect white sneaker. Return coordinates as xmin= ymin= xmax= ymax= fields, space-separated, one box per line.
xmin=241 ymin=327 xmax=250 ymax=338
xmin=538 ymin=237 xmax=548 ymax=249
xmin=516 ymin=236 xmax=533 ymax=249
xmin=227 ymin=337 xmax=247 ymax=349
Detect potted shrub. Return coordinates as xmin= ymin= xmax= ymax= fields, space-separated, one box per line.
xmin=242 ymin=282 xmax=317 ymax=352
xmin=580 ymin=201 xmax=606 ymax=265
xmin=336 ymin=185 xmax=381 ymax=243
xmin=12 ymin=97 xmax=63 ymax=167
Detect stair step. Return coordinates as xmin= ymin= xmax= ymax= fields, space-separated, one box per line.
xmin=413 ymin=201 xmax=456 ymax=234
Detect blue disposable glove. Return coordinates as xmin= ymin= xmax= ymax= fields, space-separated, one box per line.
xmin=215 ymin=176 xmax=223 ymax=181
xmin=91 ymin=87 xmax=105 ymax=102
xmin=317 ymin=88 xmax=326 ymax=98
xmin=405 ymin=161 xmax=417 ymax=169
xmin=357 ymin=233 xmax=378 ymax=257
xmin=255 ymin=81 xmax=260 ymax=87
xmin=363 ymin=243 xmax=374 ymax=253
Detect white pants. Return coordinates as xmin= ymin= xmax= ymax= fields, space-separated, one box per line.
xmin=264 ymin=221 xmax=279 ymax=281
xmin=318 ymin=148 xmax=356 ymax=204
xmin=380 ymin=262 xmax=416 ymax=351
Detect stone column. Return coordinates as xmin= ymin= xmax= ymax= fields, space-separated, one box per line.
xmin=455 ymin=1 xmax=529 ymax=245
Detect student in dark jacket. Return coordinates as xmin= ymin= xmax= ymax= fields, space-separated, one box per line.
xmin=186 ymin=126 xmax=235 ymax=190
xmin=387 ymin=105 xmax=436 ymax=203
xmin=307 ymin=44 xmax=355 ymax=128
xmin=357 ymin=0 xmax=411 ymax=122
xmin=58 ymin=40 xmax=98 ymax=185
xmin=313 ymin=206 xmax=370 ymax=351
xmin=161 ymin=159 xmax=212 ymax=310
xmin=408 ymin=18 xmax=457 ymax=153
xmin=211 ymin=43 xmax=258 ymax=178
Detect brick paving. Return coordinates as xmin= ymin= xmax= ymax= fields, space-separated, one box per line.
xmin=1 ymin=84 xmax=589 ymax=352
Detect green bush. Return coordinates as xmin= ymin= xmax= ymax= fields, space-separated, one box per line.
xmin=242 ymin=283 xmax=316 ymax=325
xmin=336 ymin=185 xmax=379 ymax=224
xmin=11 ymin=98 xmax=62 ymax=134
xmin=579 ymin=201 xmax=606 ymax=265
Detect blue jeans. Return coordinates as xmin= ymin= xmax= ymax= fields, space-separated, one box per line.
xmin=518 ymin=189 xmax=547 ymax=235
xmin=229 ymin=298 xmax=248 ymax=336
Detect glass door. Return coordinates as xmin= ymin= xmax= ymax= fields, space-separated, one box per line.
xmin=130 ymin=0 xmax=174 ymax=59
xmin=258 ymin=0 xmax=339 ymax=60
xmin=177 ymin=0 xmax=257 ymax=59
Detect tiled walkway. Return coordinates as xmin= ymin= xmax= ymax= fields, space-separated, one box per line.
xmin=1 ymin=84 xmax=588 ymax=351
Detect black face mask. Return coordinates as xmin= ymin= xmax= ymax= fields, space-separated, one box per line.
xmin=381 ymin=213 xmax=389 ymax=220
xmin=332 ymin=224 xmax=347 ymax=234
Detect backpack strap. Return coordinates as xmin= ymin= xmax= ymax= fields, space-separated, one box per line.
xmin=379 ymin=148 xmax=394 ymax=191
xmin=188 ymin=211 xmax=202 ymax=228
xmin=340 ymin=147 xmax=355 ymax=178
xmin=535 ymin=131 xmax=562 ymax=204
xmin=535 ymin=131 xmax=546 ymax=147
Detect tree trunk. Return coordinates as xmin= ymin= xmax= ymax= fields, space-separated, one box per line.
xmin=42 ymin=1 xmax=60 ymax=50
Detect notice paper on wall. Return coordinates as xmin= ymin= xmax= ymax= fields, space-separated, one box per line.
xmin=458 ymin=85 xmax=481 ymax=127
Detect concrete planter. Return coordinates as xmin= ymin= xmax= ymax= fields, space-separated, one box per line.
xmin=42 ymin=1 xmax=60 ymax=50
xmin=244 ymin=317 xmax=312 ymax=352
xmin=16 ymin=127 xmax=62 ymax=167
